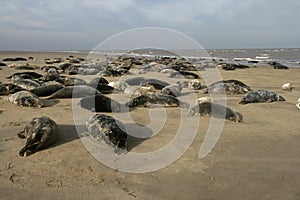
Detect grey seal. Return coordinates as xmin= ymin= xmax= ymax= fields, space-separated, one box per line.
xmin=17 ymin=116 xmax=59 ymax=156
xmin=8 ymin=91 xmax=43 ymax=107
xmin=80 ymin=94 xmax=121 ymax=112
xmin=47 ymin=85 xmax=100 ymax=99
xmin=161 ymin=83 xmax=182 ymax=97
xmin=30 ymin=82 xmax=64 ymax=97
xmin=140 ymin=79 xmax=170 ymax=90
xmin=13 ymin=79 xmax=41 ymax=90
xmin=204 ymin=79 xmax=251 ymax=94
xmin=0 ymin=83 xmax=23 ymax=95
xmin=239 ymin=90 xmax=285 ymax=104
xmin=86 ymin=114 xmax=127 ymax=154
xmin=187 ymin=102 xmax=243 ymax=122
xmin=125 ymin=94 xmax=188 ymax=108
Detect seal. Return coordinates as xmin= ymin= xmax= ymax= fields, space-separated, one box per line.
xmin=108 ymin=81 xmax=129 ymax=91
xmin=239 ymin=90 xmax=285 ymax=104
xmin=124 ymin=77 xmax=146 ymax=85
xmin=124 ymin=85 xmax=156 ymax=99
xmin=282 ymin=82 xmax=293 ymax=91
xmin=204 ymin=79 xmax=251 ymax=94
xmin=47 ymin=85 xmax=100 ymax=99
xmin=54 ymin=76 xmax=87 ymax=86
xmin=13 ymin=79 xmax=41 ymax=90
xmin=30 ymin=82 xmax=64 ymax=97
xmin=80 ymin=94 xmax=121 ymax=112
xmin=140 ymin=79 xmax=170 ymax=90
xmin=0 ymin=83 xmax=23 ymax=95
xmin=169 ymin=71 xmax=200 ymax=79
xmin=8 ymin=91 xmax=43 ymax=107
xmin=296 ymin=98 xmax=300 ymax=110
xmin=17 ymin=116 xmax=59 ymax=156
xmin=7 ymin=72 xmax=43 ymax=80
xmin=89 ymin=77 xmax=109 ymax=86
xmin=161 ymin=83 xmax=182 ymax=97
xmin=195 ymin=96 xmax=213 ymax=105
xmin=188 ymin=79 xmax=201 ymax=90
xmin=187 ymin=102 xmax=243 ymax=122
xmin=88 ymin=78 xmax=114 ymax=94
xmin=125 ymin=94 xmax=189 ymax=108
xmin=86 ymin=114 xmax=127 ymax=154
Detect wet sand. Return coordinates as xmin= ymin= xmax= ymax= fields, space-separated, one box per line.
xmin=1 ymin=51 xmax=300 ymax=200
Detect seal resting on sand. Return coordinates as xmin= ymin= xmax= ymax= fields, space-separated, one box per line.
xmin=47 ymin=85 xmax=99 ymax=99
xmin=239 ymin=90 xmax=285 ymax=104
xmin=86 ymin=114 xmax=127 ymax=154
xmin=80 ymin=95 xmax=121 ymax=112
xmin=204 ymin=79 xmax=251 ymax=94
xmin=17 ymin=116 xmax=59 ymax=156
xmin=187 ymin=102 xmax=243 ymax=122
xmin=8 ymin=91 xmax=43 ymax=107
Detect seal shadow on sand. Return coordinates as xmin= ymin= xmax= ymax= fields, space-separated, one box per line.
xmin=42 ymin=99 xmax=61 ymax=107
xmin=125 ymin=123 xmax=152 ymax=151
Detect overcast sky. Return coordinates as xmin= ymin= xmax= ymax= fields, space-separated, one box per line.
xmin=0 ymin=0 xmax=299 ymax=50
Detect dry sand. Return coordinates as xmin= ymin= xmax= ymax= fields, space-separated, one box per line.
xmin=0 ymin=51 xmax=300 ymax=200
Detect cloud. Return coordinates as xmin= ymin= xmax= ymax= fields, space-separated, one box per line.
xmin=0 ymin=0 xmax=299 ymax=50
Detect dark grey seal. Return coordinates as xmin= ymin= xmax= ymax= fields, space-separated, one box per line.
xmin=204 ymin=79 xmax=251 ymax=94
xmin=239 ymin=90 xmax=285 ymax=104
xmin=86 ymin=114 xmax=127 ymax=154
xmin=187 ymin=102 xmax=243 ymax=122
xmin=80 ymin=95 xmax=121 ymax=112
xmin=17 ymin=116 xmax=59 ymax=156
xmin=30 ymin=82 xmax=64 ymax=97
xmin=125 ymin=94 xmax=188 ymax=108
xmin=124 ymin=77 xmax=146 ymax=85
xmin=8 ymin=91 xmax=43 ymax=107
xmin=161 ymin=83 xmax=182 ymax=97
xmin=47 ymin=85 xmax=100 ymax=99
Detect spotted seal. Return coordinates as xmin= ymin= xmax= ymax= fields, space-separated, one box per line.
xmin=204 ymin=79 xmax=251 ymax=94
xmin=86 ymin=114 xmax=127 ymax=154
xmin=47 ymin=85 xmax=100 ymax=99
xmin=124 ymin=85 xmax=156 ymax=99
xmin=7 ymin=72 xmax=43 ymax=80
xmin=0 ymin=83 xmax=23 ymax=95
xmin=80 ymin=94 xmax=121 ymax=112
xmin=187 ymin=102 xmax=243 ymax=122
xmin=125 ymin=94 xmax=188 ymax=108
xmin=188 ymin=79 xmax=201 ymax=90
xmin=239 ymin=90 xmax=285 ymax=104
xmin=8 ymin=91 xmax=43 ymax=107
xmin=17 ymin=116 xmax=59 ymax=156
xmin=140 ymin=79 xmax=170 ymax=90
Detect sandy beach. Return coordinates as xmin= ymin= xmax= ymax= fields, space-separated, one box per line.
xmin=1 ymin=51 xmax=300 ymax=200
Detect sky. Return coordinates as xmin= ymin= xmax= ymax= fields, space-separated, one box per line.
xmin=0 ymin=0 xmax=299 ymax=50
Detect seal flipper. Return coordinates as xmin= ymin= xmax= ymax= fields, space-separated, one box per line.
xmin=17 ymin=130 xmax=26 ymax=139
xmin=19 ymin=141 xmax=41 ymax=156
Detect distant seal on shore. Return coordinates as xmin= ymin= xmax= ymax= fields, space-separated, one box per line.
xmin=140 ymin=79 xmax=170 ymax=90
xmin=282 ymin=82 xmax=293 ymax=91
xmin=108 ymin=81 xmax=129 ymax=91
xmin=47 ymin=85 xmax=100 ymax=99
xmin=169 ymin=71 xmax=200 ymax=79
xmin=80 ymin=95 xmax=121 ymax=112
xmin=54 ymin=77 xmax=87 ymax=86
xmin=86 ymin=114 xmax=127 ymax=154
xmin=124 ymin=77 xmax=145 ymax=85
xmin=18 ymin=116 xmax=59 ymax=156
xmin=187 ymin=102 xmax=243 ymax=122
xmin=204 ymin=79 xmax=251 ymax=94
xmin=188 ymin=79 xmax=201 ymax=90
xmin=239 ymin=90 xmax=285 ymax=104
xmin=7 ymin=72 xmax=43 ymax=80
xmin=124 ymin=85 xmax=156 ymax=99
xmin=125 ymin=94 xmax=188 ymax=108
xmin=8 ymin=91 xmax=43 ymax=107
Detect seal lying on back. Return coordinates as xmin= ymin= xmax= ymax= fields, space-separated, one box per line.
xmin=239 ymin=90 xmax=285 ymax=104
xmin=8 ymin=91 xmax=43 ymax=107
xmin=47 ymin=85 xmax=100 ymax=99
xmin=204 ymin=79 xmax=251 ymax=94
xmin=187 ymin=102 xmax=243 ymax=122
xmin=80 ymin=95 xmax=121 ymax=112
xmin=17 ymin=116 xmax=59 ymax=156
xmin=125 ymin=94 xmax=188 ymax=108
xmin=86 ymin=114 xmax=127 ymax=154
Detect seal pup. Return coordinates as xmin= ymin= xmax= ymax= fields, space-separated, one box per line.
xmin=80 ymin=95 xmax=121 ymax=112
xmin=282 ymin=82 xmax=293 ymax=91
xmin=188 ymin=79 xmax=201 ymax=90
xmin=204 ymin=79 xmax=251 ymax=94
xmin=47 ymin=85 xmax=100 ymax=99
xmin=86 ymin=114 xmax=127 ymax=154
xmin=125 ymin=94 xmax=189 ymax=108
xmin=239 ymin=90 xmax=285 ymax=104
xmin=17 ymin=116 xmax=59 ymax=156
xmin=187 ymin=102 xmax=243 ymax=122
xmin=8 ymin=91 xmax=43 ymax=107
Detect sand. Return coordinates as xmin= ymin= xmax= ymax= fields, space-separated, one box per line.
xmin=1 ymin=51 xmax=300 ymax=200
